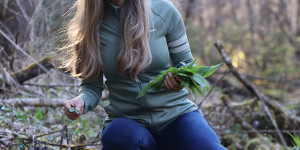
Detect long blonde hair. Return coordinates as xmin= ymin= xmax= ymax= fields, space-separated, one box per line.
xmin=59 ymin=0 xmax=152 ymax=81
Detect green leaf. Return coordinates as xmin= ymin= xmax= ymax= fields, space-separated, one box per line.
xmin=193 ymin=63 xmax=222 ymax=77
xmin=136 ymin=59 xmax=218 ymax=100
xmin=69 ymin=107 xmax=82 ymax=114
xmin=151 ymin=75 xmax=165 ymax=84
xmin=173 ymin=72 xmax=190 ymax=78
xmin=190 ymin=74 xmax=203 ymax=85
xmin=191 ymin=80 xmax=205 ymax=96
xmin=136 ymin=75 xmax=165 ymax=98
xmin=34 ymin=108 xmax=43 ymax=121
xmin=189 ymin=84 xmax=197 ymax=101
xmin=191 ymin=74 xmax=210 ymax=92
xmin=186 ymin=57 xmax=198 ymax=68
xmin=13 ymin=108 xmax=21 ymax=118
xmin=152 ymin=81 xmax=165 ymax=92
xmin=167 ymin=67 xmax=179 ymax=74
xmin=158 ymin=67 xmax=178 ymax=76
xmin=57 ymin=86 xmax=62 ymax=93
xmin=288 ymin=132 xmax=300 ymax=148
xmin=181 ymin=79 xmax=190 ymax=87
xmin=179 ymin=67 xmax=194 ymax=75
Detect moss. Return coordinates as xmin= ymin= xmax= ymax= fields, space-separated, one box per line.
xmin=17 ymin=56 xmax=53 ymax=76
xmin=245 ymin=138 xmax=270 ymax=150
xmin=13 ymin=56 xmax=54 ymax=84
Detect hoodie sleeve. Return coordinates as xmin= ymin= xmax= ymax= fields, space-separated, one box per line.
xmin=78 ymin=74 xmax=104 ymax=114
xmin=164 ymin=2 xmax=194 ymax=67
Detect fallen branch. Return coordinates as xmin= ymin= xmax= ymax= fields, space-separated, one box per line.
xmin=218 ymin=129 xmax=300 ymax=135
xmin=22 ymin=83 xmax=77 ymax=87
xmin=214 ymin=42 xmax=288 ymax=148
xmin=264 ymin=96 xmax=300 ymax=127
xmin=0 ymin=98 xmax=66 ymax=107
xmin=0 ymin=91 xmax=108 ymax=107
xmin=0 ymin=129 xmax=100 ymax=149
xmin=33 ymin=140 xmax=101 ymax=149
xmin=0 ymin=56 xmax=54 ymax=85
xmin=13 ymin=56 xmax=54 ymax=84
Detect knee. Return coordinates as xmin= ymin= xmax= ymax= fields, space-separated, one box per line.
xmin=101 ymin=118 xmax=138 ymax=145
xmin=101 ymin=118 xmax=157 ymax=150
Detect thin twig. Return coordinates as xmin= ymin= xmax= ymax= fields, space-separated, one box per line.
xmin=66 ymin=128 xmax=70 ymax=149
xmin=60 ymin=128 xmax=64 ymax=150
xmin=34 ymin=129 xmax=64 ymax=139
xmin=198 ymin=70 xmax=230 ymax=107
xmin=23 ymin=83 xmax=78 ymax=87
xmin=35 ymin=140 xmax=101 ymax=148
xmin=15 ymin=0 xmax=30 ymax=22
xmin=0 ymin=21 xmax=14 ymax=39
xmin=217 ymin=129 xmax=300 ymax=135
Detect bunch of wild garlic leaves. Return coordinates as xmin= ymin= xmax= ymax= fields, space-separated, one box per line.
xmin=136 ymin=59 xmax=221 ymax=101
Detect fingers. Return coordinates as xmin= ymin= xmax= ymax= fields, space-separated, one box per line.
xmin=164 ymin=72 xmax=183 ymax=91
xmin=63 ymin=101 xmax=71 ymax=111
xmin=63 ymin=100 xmax=81 ymax=120
xmin=174 ymin=76 xmax=182 ymax=82
xmin=64 ymin=109 xmax=80 ymax=120
xmin=164 ymin=77 xmax=170 ymax=89
xmin=168 ymin=72 xmax=183 ymax=90
xmin=65 ymin=110 xmax=80 ymax=120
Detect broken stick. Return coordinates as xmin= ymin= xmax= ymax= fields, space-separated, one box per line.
xmin=214 ymin=41 xmax=288 ymax=148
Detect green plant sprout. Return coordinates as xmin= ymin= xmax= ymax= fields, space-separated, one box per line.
xmin=69 ymin=107 xmax=82 ymax=115
xmin=288 ymin=132 xmax=300 ymax=150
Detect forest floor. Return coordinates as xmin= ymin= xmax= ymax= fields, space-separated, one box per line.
xmin=1 ymin=72 xmax=299 ymax=149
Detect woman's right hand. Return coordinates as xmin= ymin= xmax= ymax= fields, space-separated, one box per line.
xmin=63 ymin=97 xmax=85 ymax=120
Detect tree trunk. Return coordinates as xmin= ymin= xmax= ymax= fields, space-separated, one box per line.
xmin=184 ymin=0 xmax=196 ymax=24
xmin=296 ymin=0 xmax=300 ymax=36
xmin=246 ymin=0 xmax=259 ymax=68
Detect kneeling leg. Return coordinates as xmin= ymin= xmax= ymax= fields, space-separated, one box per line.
xmin=101 ymin=118 xmax=158 ymax=150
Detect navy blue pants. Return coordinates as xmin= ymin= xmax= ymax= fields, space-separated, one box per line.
xmin=101 ymin=110 xmax=226 ymax=150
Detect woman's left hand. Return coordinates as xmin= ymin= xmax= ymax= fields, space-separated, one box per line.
xmin=164 ymin=72 xmax=183 ymax=91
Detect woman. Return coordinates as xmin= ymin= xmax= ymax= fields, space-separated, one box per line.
xmin=62 ymin=0 xmax=226 ymax=149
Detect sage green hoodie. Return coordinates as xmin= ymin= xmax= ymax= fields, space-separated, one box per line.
xmin=78 ymin=0 xmax=198 ymax=131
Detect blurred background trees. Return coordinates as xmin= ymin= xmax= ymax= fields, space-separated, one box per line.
xmin=0 ymin=0 xmax=299 ymax=149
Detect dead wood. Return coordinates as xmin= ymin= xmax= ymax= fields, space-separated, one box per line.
xmin=0 ymin=98 xmax=65 ymax=107
xmin=221 ymin=95 xmax=263 ymax=138
xmin=0 ymin=56 xmax=55 ymax=86
xmin=12 ymin=56 xmax=54 ymax=84
xmin=0 ymin=90 xmax=109 ymax=107
xmin=263 ymin=97 xmax=300 ymax=128
xmin=214 ymin=42 xmax=288 ymax=147
xmin=213 ymin=42 xmax=300 ymax=125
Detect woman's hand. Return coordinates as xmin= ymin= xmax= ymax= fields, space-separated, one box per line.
xmin=63 ymin=97 xmax=84 ymax=120
xmin=164 ymin=72 xmax=183 ymax=91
